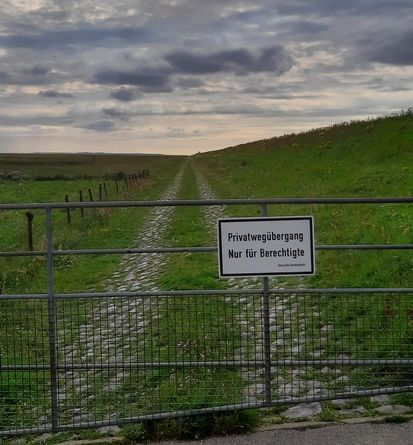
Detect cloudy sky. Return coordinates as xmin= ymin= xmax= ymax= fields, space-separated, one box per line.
xmin=0 ymin=0 xmax=412 ymax=154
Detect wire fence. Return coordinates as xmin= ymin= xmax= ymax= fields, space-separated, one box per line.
xmin=1 ymin=198 xmax=413 ymax=435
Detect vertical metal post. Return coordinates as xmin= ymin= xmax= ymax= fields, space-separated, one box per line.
xmin=45 ymin=207 xmax=59 ymax=430
xmin=261 ymin=203 xmax=272 ymax=406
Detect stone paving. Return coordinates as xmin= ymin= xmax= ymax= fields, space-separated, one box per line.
xmin=194 ymin=169 xmax=317 ymax=402
xmin=193 ymin=167 xmax=404 ymax=419
xmin=39 ymin=163 xmax=408 ymax=429
xmin=54 ymin=167 xmax=185 ymax=426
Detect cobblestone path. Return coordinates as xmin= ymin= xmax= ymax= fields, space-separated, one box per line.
xmin=44 ymin=163 xmax=394 ymax=428
xmin=192 ymin=167 xmax=379 ymax=418
xmin=55 ymin=167 xmax=185 ymax=426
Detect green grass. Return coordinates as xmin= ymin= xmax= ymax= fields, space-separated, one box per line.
xmin=194 ymin=111 xmax=413 ymax=198
xmin=0 ymin=158 xmax=256 ymax=436
xmin=0 ymin=154 xmax=185 ymax=430
xmin=0 ymin=153 xmax=180 ymax=179
xmin=2 ymin=112 xmax=413 ymax=436
xmin=194 ymin=111 xmax=413 ymax=387
xmin=143 ymin=165 xmax=244 ymax=413
xmin=0 ymin=157 xmax=185 ymax=294
xmin=120 ymin=409 xmax=259 ymax=443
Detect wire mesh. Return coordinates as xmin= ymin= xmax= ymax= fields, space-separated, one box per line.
xmin=54 ymin=293 xmax=264 ymax=428
xmin=268 ymin=291 xmax=413 ymax=403
xmin=0 ymin=298 xmax=50 ymax=432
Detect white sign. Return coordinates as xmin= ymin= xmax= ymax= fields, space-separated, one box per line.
xmin=218 ymin=216 xmax=315 ymax=277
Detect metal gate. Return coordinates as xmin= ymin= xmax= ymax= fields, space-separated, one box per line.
xmin=1 ymin=197 xmax=413 ymax=435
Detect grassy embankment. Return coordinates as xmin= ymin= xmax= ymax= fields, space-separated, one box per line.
xmin=0 ymin=154 xmax=184 ymax=429
xmin=194 ymin=111 xmax=413 ymax=387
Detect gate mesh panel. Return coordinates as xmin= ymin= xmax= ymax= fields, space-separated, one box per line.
xmin=0 ymin=299 xmax=50 ymax=431
xmin=2 ymin=291 xmax=412 ymax=433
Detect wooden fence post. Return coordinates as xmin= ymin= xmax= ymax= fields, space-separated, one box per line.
xmin=88 ymin=188 xmax=94 ymax=215
xmin=25 ymin=211 xmax=34 ymax=251
xmin=79 ymin=190 xmax=84 ymax=218
xmin=65 ymin=195 xmax=71 ymax=224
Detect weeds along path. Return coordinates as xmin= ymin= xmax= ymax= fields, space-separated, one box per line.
xmin=55 ymin=166 xmax=186 ymax=427
xmin=193 ymin=166 xmax=356 ymax=411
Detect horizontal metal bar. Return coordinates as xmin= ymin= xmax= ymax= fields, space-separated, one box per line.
xmin=2 ymin=287 xmax=413 ymax=300
xmin=1 ymin=244 xmax=413 ymax=259
xmin=271 ymin=386 xmax=413 ymax=405
xmin=0 ymin=293 xmax=50 ymax=299
xmin=1 ymin=247 xmax=215 ymax=258
xmin=317 ymin=244 xmax=413 ymax=251
xmin=0 ymin=402 xmax=267 ymax=436
xmin=275 ymin=359 xmax=413 ymax=366
xmin=0 ymin=250 xmax=47 ymax=257
xmin=268 ymin=287 xmax=413 ymax=294
xmin=50 ymin=288 xmax=413 ymax=298
xmin=2 ymin=386 xmax=413 ymax=436
xmin=3 ymin=358 xmax=413 ymax=372
xmin=0 ymin=290 xmax=258 ymax=300
xmin=52 ymin=246 xmax=217 ymax=255
xmin=1 ymin=361 xmax=263 ymax=371
xmin=1 ymin=196 xmax=413 ymax=211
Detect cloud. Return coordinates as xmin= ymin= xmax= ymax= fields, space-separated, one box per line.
xmin=24 ymin=65 xmax=50 ymax=76
xmin=165 ymin=127 xmax=202 ymax=138
xmin=0 ymin=113 xmax=74 ymax=127
xmin=1 ymin=0 xmax=412 ymax=153
xmin=92 ymin=45 xmax=292 ymax=93
xmin=277 ymin=19 xmax=329 ymax=36
xmin=77 ymin=119 xmax=116 ymax=131
xmin=110 ymin=87 xmax=141 ymax=101
xmin=39 ymin=89 xmax=74 ymax=98
xmin=102 ymin=107 xmax=129 ymax=120
xmin=0 ymin=65 xmax=64 ymax=85
xmin=94 ymin=68 xmax=172 ymax=92
xmin=175 ymin=77 xmax=205 ymax=88
xmin=361 ymin=29 xmax=413 ymax=66
xmin=165 ymin=46 xmax=293 ymax=75
xmin=0 ymin=26 xmax=150 ymax=51
xmin=274 ymin=0 xmax=412 ymax=16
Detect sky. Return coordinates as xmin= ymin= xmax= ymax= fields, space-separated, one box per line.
xmin=0 ymin=0 xmax=412 ymax=155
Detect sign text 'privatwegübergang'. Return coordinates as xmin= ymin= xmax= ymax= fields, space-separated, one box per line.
xmin=218 ymin=216 xmax=315 ymax=277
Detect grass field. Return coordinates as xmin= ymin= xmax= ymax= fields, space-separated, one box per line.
xmin=0 ymin=153 xmax=184 ymax=293
xmin=0 ymin=153 xmax=175 ymax=180
xmin=194 ymin=111 xmax=413 ymax=389
xmin=193 ymin=111 xmax=413 ymax=284
xmin=0 ymin=153 xmax=185 ymax=431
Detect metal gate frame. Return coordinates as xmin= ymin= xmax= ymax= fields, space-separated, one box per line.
xmin=1 ymin=196 xmax=413 ymax=435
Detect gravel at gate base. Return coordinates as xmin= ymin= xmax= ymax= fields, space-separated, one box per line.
xmin=151 ymin=420 xmax=413 ymax=445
